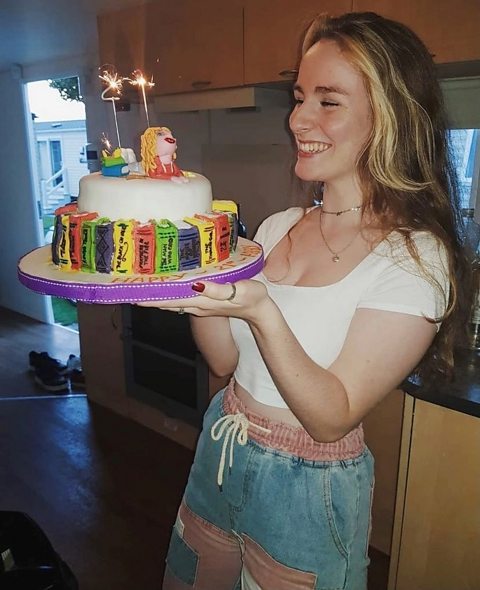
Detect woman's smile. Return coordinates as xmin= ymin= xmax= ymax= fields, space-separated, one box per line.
xmin=296 ymin=141 xmax=332 ymax=156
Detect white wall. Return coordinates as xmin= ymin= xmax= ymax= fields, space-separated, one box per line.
xmin=0 ymin=68 xmax=51 ymax=322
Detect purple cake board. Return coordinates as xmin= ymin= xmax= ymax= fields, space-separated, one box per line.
xmin=18 ymin=238 xmax=264 ymax=304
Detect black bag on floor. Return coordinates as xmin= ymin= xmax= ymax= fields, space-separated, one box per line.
xmin=0 ymin=511 xmax=79 ymax=590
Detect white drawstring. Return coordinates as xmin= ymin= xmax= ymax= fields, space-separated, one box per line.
xmin=210 ymin=413 xmax=271 ymax=487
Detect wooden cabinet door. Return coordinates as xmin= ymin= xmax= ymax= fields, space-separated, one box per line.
xmin=146 ymin=0 xmax=244 ymax=95
xmin=363 ymin=389 xmax=405 ymax=555
xmin=391 ymin=400 xmax=480 ymax=590
xmin=244 ymin=0 xmax=352 ymax=85
xmin=77 ymin=303 xmax=128 ymax=411
xmin=353 ymin=0 xmax=480 ymax=63
xmin=97 ymin=5 xmax=149 ymax=77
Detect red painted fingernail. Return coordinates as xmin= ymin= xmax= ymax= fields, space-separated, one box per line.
xmin=192 ymin=282 xmax=205 ymax=293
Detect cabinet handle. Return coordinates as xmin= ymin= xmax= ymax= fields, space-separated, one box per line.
xmin=191 ymin=80 xmax=211 ymax=89
xmin=278 ymin=69 xmax=298 ymax=78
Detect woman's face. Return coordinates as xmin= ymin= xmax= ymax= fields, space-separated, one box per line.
xmin=289 ymin=39 xmax=373 ymax=185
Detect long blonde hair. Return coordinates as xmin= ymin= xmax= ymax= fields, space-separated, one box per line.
xmin=141 ymin=126 xmax=175 ymax=175
xmin=301 ymin=12 xmax=472 ymax=383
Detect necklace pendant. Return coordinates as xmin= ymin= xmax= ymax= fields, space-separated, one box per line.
xmin=332 ymin=254 xmax=340 ymax=262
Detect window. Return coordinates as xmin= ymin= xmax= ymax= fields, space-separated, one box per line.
xmin=49 ymin=140 xmax=63 ymax=185
xmin=441 ymin=77 xmax=480 ymax=219
xmin=449 ymin=129 xmax=480 ymax=209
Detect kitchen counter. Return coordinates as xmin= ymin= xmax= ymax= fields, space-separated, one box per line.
xmin=402 ymin=347 xmax=480 ymax=418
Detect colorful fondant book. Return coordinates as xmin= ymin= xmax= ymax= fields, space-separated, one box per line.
xmin=174 ymin=221 xmax=201 ymax=271
xmin=113 ymin=220 xmax=135 ymax=274
xmin=154 ymin=220 xmax=179 ymax=273
xmin=133 ymin=222 xmax=156 ymax=274
xmin=95 ymin=219 xmax=115 ymax=274
xmin=196 ymin=212 xmax=230 ymax=262
xmin=184 ymin=217 xmax=217 ymax=266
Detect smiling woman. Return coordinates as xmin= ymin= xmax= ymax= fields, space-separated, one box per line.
xmin=138 ymin=12 xmax=473 ymax=590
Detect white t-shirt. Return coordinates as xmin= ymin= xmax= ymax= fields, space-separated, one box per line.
xmin=229 ymin=207 xmax=449 ymax=409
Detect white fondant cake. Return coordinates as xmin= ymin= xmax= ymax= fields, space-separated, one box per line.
xmin=78 ymin=171 xmax=212 ymax=223
xmin=50 ymin=126 xmax=240 ymax=275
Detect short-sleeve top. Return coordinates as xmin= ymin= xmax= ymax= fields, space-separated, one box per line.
xmin=229 ymin=207 xmax=449 ymax=409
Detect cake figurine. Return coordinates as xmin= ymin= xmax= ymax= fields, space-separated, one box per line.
xmin=141 ymin=126 xmax=188 ymax=183
xmin=101 ymin=147 xmax=129 ymax=177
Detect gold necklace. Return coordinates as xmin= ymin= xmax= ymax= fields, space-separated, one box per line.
xmin=319 ymin=199 xmax=362 ymax=216
xmin=319 ymin=211 xmax=361 ymax=263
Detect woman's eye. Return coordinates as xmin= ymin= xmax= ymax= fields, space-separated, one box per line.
xmin=320 ymin=100 xmax=338 ymax=107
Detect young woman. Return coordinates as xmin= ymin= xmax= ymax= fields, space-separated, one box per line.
xmin=140 ymin=12 xmax=470 ymax=590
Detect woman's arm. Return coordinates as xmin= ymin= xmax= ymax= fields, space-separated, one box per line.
xmin=139 ymin=279 xmax=436 ymax=442
xmin=190 ymin=316 xmax=238 ymax=378
xmin=249 ymin=300 xmax=435 ymax=441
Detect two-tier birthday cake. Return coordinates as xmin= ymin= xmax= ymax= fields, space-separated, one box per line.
xmin=18 ymin=126 xmax=263 ymax=303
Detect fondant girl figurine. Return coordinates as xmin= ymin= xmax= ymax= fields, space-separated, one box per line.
xmin=140 ymin=12 xmax=471 ymax=589
xmin=141 ymin=126 xmax=188 ymax=183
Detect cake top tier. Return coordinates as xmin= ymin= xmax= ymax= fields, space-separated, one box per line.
xmin=77 ymin=172 xmax=213 ymax=223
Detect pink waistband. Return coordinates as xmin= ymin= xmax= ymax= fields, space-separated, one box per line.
xmin=222 ymin=380 xmax=365 ymax=462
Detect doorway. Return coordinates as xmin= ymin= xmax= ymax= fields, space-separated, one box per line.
xmin=25 ymin=77 xmax=88 ymax=330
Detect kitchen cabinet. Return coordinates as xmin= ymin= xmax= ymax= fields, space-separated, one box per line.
xmin=243 ymin=0 xmax=352 ymax=85
xmin=98 ymin=0 xmax=244 ymax=96
xmin=388 ymin=397 xmax=480 ymax=590
xmin=97 ymin=5 xmax=149 ymax=79
xmin=146 ymin=0 xmax=243 ymax=95
xmin=77 ymin=303 xmax=128 ymax=411
xmin=363 ymin=389 xmax=405 ymax=555
xmin=352 ymin=0 xmax=480 ymax=63
xmin=98 ymin=0 xmax=480 ymax=97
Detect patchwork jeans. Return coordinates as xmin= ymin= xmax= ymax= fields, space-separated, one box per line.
xmin=163 ymin=382 xmax=374 ymax=590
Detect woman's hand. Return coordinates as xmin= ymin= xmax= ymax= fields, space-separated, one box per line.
xmin=137 ymin=279 xmax=273 ymax=325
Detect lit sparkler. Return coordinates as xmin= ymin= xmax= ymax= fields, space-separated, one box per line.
xmin=128 ymin=69 xmax=155 ymax=128
xmin=99 ymin=66 xmax=124 ymax=147
xmin=101 ymin=132 xmax=112 ymax=154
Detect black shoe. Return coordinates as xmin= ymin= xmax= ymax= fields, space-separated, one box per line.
xmin=29 ymin=351 xmax=68 ymax=375
xmin=34 ymin=367 xmax=70 ymax=393
xmin=69 ymin=369 xmax=85 ymax=390
xmin=66 ymin=354 xmax=82 ymax=372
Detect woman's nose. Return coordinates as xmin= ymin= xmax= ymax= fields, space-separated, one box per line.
xmin=289 ymin=102 xmax=314 ymax=134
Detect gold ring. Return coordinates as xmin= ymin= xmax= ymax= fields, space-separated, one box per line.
xmin=178 ymin=308 xmax=185 ymax=314
xmin=226 ymin=283 xmax=236 ymax=302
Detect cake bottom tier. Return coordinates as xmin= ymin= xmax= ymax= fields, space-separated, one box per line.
xmin=18 ymin=238 xmax=264 ymax=304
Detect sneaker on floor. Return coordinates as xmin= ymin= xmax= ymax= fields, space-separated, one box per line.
xmin=34 ymin=367 xmax=70 ymax=393
xmin=69 ymin=369 xmax=85 ymax=390
xmin=66 ymin=354 xmax=82 ymax=372
xmin=29 ymin=351 xmax=69 ymax=375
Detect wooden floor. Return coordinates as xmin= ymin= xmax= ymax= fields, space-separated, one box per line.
xmin=0 ymin=306 xmax=389 ymax=589
xmin=0 ymin=306 xmax=81 ymax=398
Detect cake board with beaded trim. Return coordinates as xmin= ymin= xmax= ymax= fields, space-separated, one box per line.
xmin=18 ymin=238 xmax=264 ymax=304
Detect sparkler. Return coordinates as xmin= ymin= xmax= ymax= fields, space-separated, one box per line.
xmin=99 ymin=67 xmax=124 ymax=147
xmin=128 ymin=69 xmax=155 ymax=128
xmin=101 ymin=132 xmax=112 ymax=154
